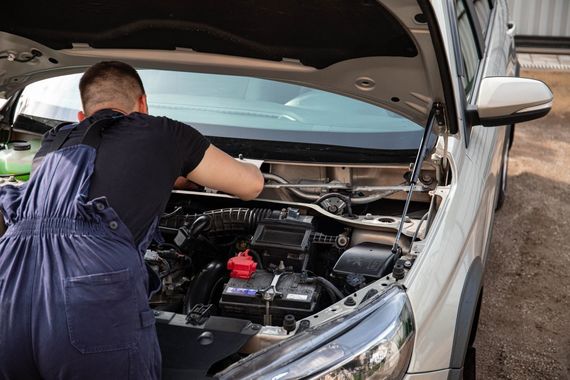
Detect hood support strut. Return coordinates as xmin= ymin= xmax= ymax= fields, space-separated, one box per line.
xmin=391 ymin=102 xmax=442 ymax=256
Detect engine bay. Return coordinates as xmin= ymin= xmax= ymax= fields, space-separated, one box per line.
xmin=152 ymin=205 xmax=356 ymax=324
xmin=0 ymin=125 xmax=447 ymax=377
xmin=0 ymin=137 xmax=447 ymax=377
xmin=145 ymin=159 xmax=447 ymax=377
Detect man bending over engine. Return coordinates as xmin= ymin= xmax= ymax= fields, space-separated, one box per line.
xmin=0 ymin=61 xmax=263 ymax=379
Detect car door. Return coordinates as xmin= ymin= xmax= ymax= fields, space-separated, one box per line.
xmin=442 ymin=0 xmax=511 ymax=372
xmin=405 ymin=1 xmax=504 ymax=373
xmin=466 ymin=0 xmax=518 ymax=261
xmin=460 ymin=0 xmax=512 ymax=266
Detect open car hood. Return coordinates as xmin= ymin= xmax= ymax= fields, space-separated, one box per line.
xmin=0 ymin=0 xmax=445 ymax=126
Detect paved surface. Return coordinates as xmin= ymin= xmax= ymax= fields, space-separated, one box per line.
xmin=476 ymin=70 xmax=570 ymax=379
xmin=518 ymin=53 xmax=570 ymax=71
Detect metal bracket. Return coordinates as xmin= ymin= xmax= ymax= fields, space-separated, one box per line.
xmin=433 ymin=102 xmax=448 ymax=136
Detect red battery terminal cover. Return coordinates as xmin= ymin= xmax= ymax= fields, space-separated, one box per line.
xmin=227 ymin=249 xmax=258 ymax=279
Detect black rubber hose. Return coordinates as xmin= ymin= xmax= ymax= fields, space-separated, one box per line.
xmin=189 ymin=215 xmax=211 ymax=237
xmin=306 ymin=276 xmax=344 ymax=301
xmin=183 ymin=260 xmax=226 ymax=313
xmin=206 ymin=208 xmax=275 ymax=233
xmin=316 ymin=276 xmax=345 ymax=300
xmin=318 ymin=281 xmax=338 ymax=303
xmin=162 ymin=208 xmax=277 ymax=234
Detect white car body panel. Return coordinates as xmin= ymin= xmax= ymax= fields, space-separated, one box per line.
xmin=405 ymin=0 xmax=515 ymax=373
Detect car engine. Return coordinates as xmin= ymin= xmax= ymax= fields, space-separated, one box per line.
xmin=147 ymin=203 xmax=372 ymax=328
xmin=142 ymin=159 xmax=441 ymax=377
xmin=161 ymin=197 xmax=418 ymax=317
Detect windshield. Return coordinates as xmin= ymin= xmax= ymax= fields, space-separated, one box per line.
xmin=15 ymin=70 xmax=423 ymax=160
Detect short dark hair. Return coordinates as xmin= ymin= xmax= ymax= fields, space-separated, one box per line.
xmin=79 ymin=61 xmax=146 ymax=114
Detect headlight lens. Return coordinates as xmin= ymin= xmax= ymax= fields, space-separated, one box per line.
xmin=218 ymin=286 xmax=414 ymax=380
xmin=314 ymin=311 xmax=414 ymax=380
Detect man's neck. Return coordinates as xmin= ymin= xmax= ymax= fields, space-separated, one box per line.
xmin=88 ymin=106 xmax=130 ymax=117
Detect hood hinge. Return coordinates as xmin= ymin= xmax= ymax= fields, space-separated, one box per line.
xmin=431 ymin=102 xmax=450 ymax=184
xmin=433 ymin=102 xmax=447 ymax=135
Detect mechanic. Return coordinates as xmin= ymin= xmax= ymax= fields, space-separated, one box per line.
xmin=0 ymin=61 xmax=264 ymax=379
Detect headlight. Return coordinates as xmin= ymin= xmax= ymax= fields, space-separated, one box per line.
xmin=217 ymin=286 xmax=414 ymax=380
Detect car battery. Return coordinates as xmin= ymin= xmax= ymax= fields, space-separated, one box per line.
xmin=219 ymin=270 xmax=320 ymax=326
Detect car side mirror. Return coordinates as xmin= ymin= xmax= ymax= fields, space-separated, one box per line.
xmin=468 ymin=77 xmax=553 ymax=127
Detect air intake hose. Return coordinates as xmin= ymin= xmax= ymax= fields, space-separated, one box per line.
xmin=163 ymin=208 xmax=278 ymax=234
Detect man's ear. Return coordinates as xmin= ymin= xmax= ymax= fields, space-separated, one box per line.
xmin=138 ymin=94 xmax=148 ymax=114
xmin=77 ymin=111 xmax=86 ymax=121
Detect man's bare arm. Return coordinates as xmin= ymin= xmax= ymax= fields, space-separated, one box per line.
xmin=186 ymin=145 xmax=264 ymax=200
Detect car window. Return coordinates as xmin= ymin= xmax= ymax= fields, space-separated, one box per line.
xmin=472 ymin=0 xmax=491 ymax=37
xmin=14 ymin=71 xmax=424 ymax=152
xmin=456 ymin=0 xmax=481 ymax=95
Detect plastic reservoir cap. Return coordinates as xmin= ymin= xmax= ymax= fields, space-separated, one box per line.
xmin=11 ymin=142 xmax=31 ymax=151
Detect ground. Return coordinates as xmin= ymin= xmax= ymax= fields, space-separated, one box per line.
xmin=476 ymin=70 xmax=570 ymax=379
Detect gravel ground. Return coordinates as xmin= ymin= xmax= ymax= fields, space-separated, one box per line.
xmin=476 ymin=70 xmax=570 ymax=380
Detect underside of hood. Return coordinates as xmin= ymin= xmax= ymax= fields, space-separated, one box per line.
xmin=4 ymin=0 xmax=419 ymax=69
xmin=0 ymin=0 xmax=445 ymax=126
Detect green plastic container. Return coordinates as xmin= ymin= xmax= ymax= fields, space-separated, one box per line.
xmin=0 ymin=140 xmax=41 ymax=181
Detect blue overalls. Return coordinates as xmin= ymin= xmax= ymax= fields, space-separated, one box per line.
xmin=0 ymin=117 xmax=161 ymax=379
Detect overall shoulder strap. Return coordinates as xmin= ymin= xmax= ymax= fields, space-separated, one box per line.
xmin=31 ymin=122 xmax=78 ymax=174
xmin=80 ymin=115 xmax=124 ymax=150
xmin=48 ymin=122 xmax=77 ymax=152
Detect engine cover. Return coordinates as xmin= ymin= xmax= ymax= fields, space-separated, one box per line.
xmin=219 ymin=271 xmax=320 ymax=326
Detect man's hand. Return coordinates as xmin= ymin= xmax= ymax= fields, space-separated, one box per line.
xmin=186 ymin=145 xmax=264 ymax=200
xmin=173 ymin=176 xmax=201 ymax=191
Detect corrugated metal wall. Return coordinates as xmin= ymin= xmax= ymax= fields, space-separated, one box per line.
xmin=508 ymin=0 xmax=570 ymax=37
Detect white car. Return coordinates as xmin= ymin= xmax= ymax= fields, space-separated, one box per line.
xmin=0 ymin=0 xmax=552 ymax=379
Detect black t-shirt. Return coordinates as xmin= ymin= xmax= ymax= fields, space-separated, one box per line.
xmin=34 ymin=109 xmax=210 ymax=246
